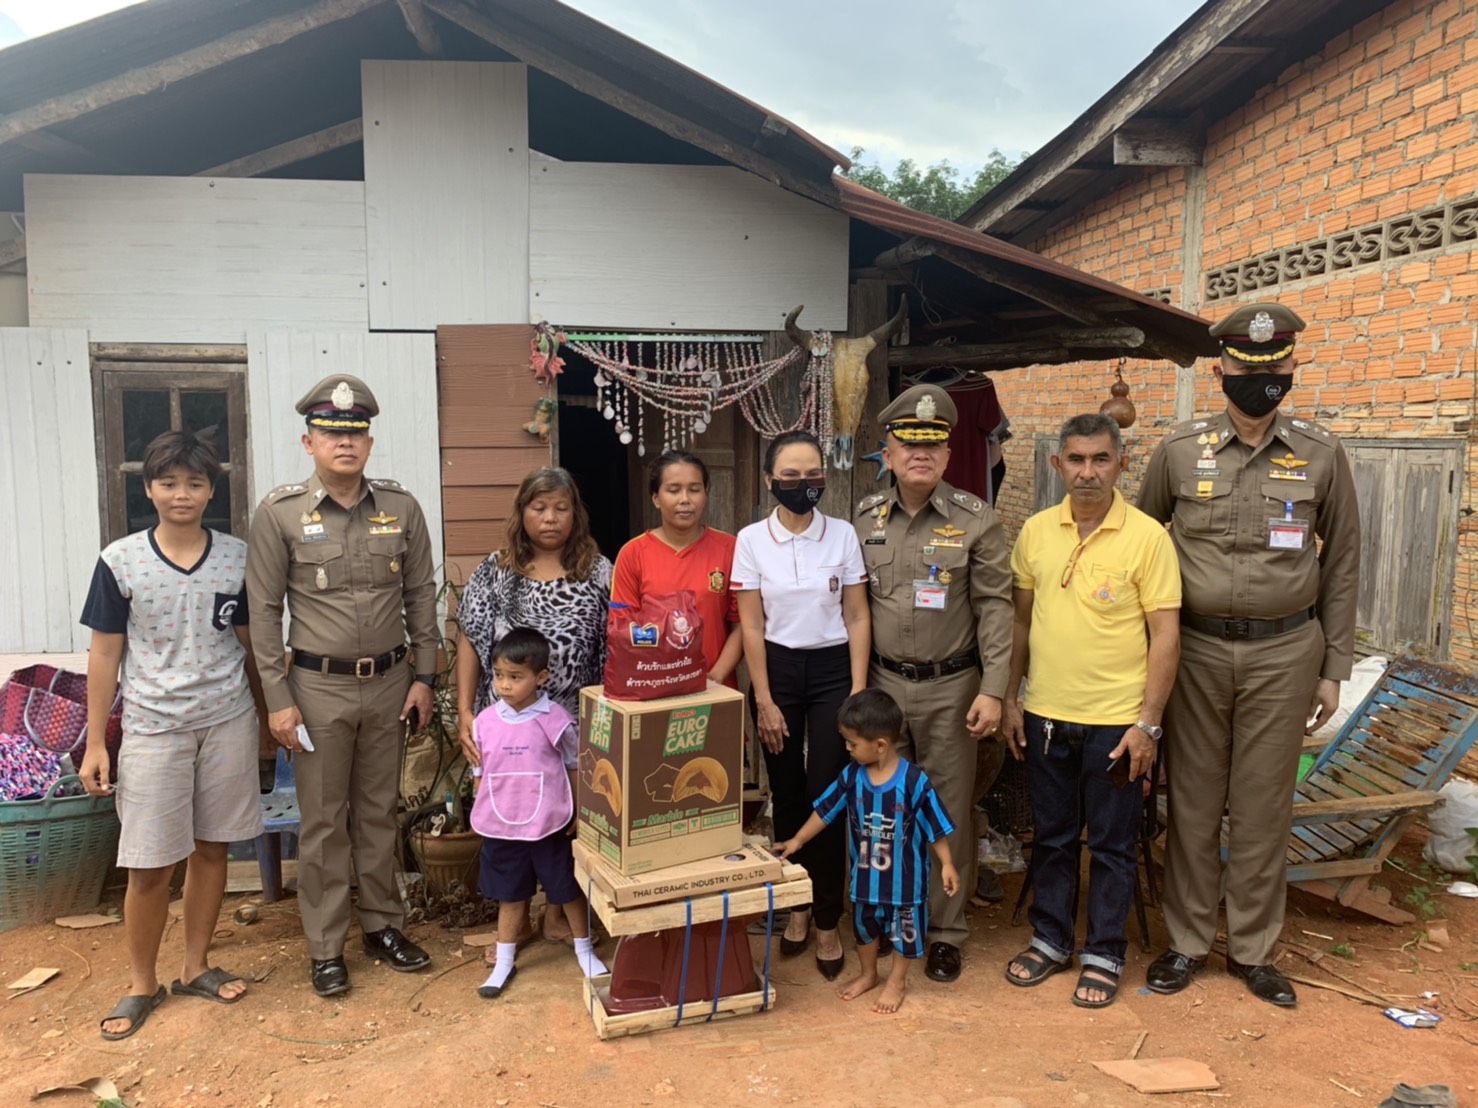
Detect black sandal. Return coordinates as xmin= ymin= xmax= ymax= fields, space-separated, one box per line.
xmin=1071 ymin=966 xmax=1121 ymax=1008
xmin=1004 ymin=949 xmax=1071 ymax=987
xmin=99 ymin=984 xmax=167 ymax=1040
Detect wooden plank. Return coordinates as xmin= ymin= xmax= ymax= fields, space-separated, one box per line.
xmin=440 ymin=447 xmax=550 ymax=486
xmin=576 ymin=854 xmax=811 ymax=937
xmin=444 ymin=553 xmax=489 ymax=587
xmin=581 ymin=973 xmax=775 ymax=1040
xmin=91 ymin=343 xmax=246 ymax=363
xmin=1292 ymin=791 xmax=1438 ymax=825
xmin=1112 ymin=120 xmax=1204 ymax=166
xmin=443 ymin=485 xmax=517 ymax=521
xmin=198 ymin=119 xmax=365 ymax=178
xmin=363 ymin=61 xmax=529 ymax=330
xmin=0 ymin=0 xmax=382 ymax=147
xmin=27 ymin=176 xmax=368 ymax=344
xmin=529 ymin=162 xmax=848 ymax=331
xmin=1286 ymin=857 xmax=1384 ymax=883
xmin=438 ymin=406 xmax=554 ymax=448
xmin=445 ymin=519 xmax=503 ymax=556
xmin=394 ymin=0 xmax=444 ymax=55
xmin=423 ymin=0 xmax=840 ymax=210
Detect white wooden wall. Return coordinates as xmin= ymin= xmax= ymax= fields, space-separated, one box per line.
xmin=245 ymin=330 xmax=444 ymax=570
xmin=0 ymin=327 xmax=99 ymax=652
xmin=25 ymin=176 xmax=369 ymax=343
xmin=529 ymin=163 xmax=850 ymax=330
xmin=362 ymin=60 xmax=529 ymax=330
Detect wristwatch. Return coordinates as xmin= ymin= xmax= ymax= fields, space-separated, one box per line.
xmin=415 ymin=674 xmax=438 ymax=689
xmin=1135 ymin=720 xmax=1163 ymax=742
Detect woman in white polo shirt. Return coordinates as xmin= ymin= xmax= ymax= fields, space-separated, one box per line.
xmin=733 ymin=431 xmax=870 ymax=980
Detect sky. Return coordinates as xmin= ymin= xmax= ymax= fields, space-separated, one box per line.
xmin=0 ymin=0 xmax=1205 ymax=174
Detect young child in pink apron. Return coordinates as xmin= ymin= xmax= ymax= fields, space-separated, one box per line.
xmin=468 ymin=627 xmax=606 ymax=997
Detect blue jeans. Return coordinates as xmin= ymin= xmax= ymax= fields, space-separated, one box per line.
xmin=1023 ymin=711 xmax=1143 ymax=975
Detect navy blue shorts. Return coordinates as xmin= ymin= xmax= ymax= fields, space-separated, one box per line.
xmin=478 ymin=830 xmax=581 ymax=905
xmin=853 ymin=902 xmax=927 ymax=960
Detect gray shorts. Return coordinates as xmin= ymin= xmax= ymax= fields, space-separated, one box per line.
xmin=115 ymin=708 xmax=265 ymax=869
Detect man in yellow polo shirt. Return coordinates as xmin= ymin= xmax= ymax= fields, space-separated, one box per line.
xmin=1000 ymin=413 xmax=1181 ymax=1008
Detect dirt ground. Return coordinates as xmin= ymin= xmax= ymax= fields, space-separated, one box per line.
xmin=3 ymin=828 xmax=1475 ymax=1108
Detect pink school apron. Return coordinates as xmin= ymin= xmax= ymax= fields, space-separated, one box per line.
xmin=469 ymin=702 xmax=575 ymax=840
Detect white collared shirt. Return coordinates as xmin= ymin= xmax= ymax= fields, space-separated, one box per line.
xmin=494 ymin=691 xmax=578 ymax=767
xmin=732 ymin=509 xmax=868 ymax=649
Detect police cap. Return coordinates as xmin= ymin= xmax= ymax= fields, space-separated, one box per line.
xmin=1209 ymin=301 xmax=1306 ymax=365
xmin=879 ymin=384 xmax=956 ymax=443
xmin=295 ymin=375 xmax=378 ymax=430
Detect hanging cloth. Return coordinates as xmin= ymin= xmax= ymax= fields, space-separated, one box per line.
xmin=941 ymin=377 xmax=1006 ymax=504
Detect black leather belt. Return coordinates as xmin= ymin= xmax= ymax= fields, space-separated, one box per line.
xmin=1181 ymin=608 xmax=1315 ymax=641
xmin=872 ymin=649 xmax=980 ymax=682
xmin=292 ymin=644 xmax=408 ymax=678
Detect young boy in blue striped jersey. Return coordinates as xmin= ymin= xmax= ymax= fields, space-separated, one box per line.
xmin=774 ymin=689 xmax=958 ymax=1013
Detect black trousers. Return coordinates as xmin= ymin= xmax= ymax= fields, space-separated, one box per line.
xmin=751 ymin=641 xmax=852 ymax=930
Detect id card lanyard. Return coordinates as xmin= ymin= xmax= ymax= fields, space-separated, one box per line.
xmin=913 ymin=561 xmax=948 ymax=610
xmin=1267 ymin=498 xmax=1309 ymax=550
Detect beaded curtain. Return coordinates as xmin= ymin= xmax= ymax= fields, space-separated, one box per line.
xmin=534 ymin=322 xmax=835 ymax=460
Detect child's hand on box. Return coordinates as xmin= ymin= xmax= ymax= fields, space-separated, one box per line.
xmin=771 ymin=838 xmax=799 ymax=860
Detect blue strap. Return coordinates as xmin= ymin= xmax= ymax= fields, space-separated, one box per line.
xmin=585 ymin=873 xmax=599 ymax=1023
xmin=674 ymin=898 xmax=693 ymax=1026
xmin=760 ymin=883 xmax=774 ymax=1011
xmin=707 ymin=890 xmax=731 ymax=1021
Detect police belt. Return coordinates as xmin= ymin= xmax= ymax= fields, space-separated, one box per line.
xmin=291 ymin=644 xmax=408 ymax=678
xmin=871 ymin=648 xmax=980 ymax=682
xmin=1180 ymin=608 xmax=1315 ymax=641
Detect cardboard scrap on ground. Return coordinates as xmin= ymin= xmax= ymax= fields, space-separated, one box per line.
xmin=462 ymin=932 xmax=497 ymax=947
xmin=32 ymin=1076 xmax=120 ymax=1101
xmin=7 ymin=967 xmax=60 ymax=992
xmin=1092 ymin=1058 xmax=1220 ymax=1094
xmin=53 ymin=914 xmax=119 ymax=929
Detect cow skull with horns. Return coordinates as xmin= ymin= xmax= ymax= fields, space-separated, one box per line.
xmin=785 ymin=295 xmax=908 ymax=469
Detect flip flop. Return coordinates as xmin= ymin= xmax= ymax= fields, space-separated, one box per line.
xmin=100 ymin=984 xmax=167 ymax=1040
xmin=1071 ymin=966 xmax=1121 ymax=1009
xmin=170 ymin=967 xmax=246 ymax=1005
xmin=1004 ymin=949 xmax=1072 ymax=987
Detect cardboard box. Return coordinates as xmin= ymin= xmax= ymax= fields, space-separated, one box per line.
xmin=577 ymin=683 xmax=746 ymax=874
xmin=573 ymin=839 xmax=784 ymax=909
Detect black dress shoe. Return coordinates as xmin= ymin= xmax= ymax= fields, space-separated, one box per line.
xmin=362 ymin=926 xmax=431 ymax=972
xmin=924 ymin=941 xmax=961 ymax=983
xmin=311 ymin=957 xmax=350 ymax=997
xmin=1226 ymin=958 xmax=1297 ymax=1007
xmin=1145 ymin=949 xmax=1206 ymax=994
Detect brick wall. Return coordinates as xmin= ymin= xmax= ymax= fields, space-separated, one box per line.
xmin=992 ymin=0 xmax=1478 ymax=663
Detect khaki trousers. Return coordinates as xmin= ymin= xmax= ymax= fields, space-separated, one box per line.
xmin=290 ymin=662 xmax=411 ymax=960
xmin=1161 ymin=618 xmax=1324 ymax=964
xmin=874 ymin=664 xmax=1001 ymax=949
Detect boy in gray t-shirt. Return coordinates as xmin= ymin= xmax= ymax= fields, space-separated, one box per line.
xmin=79 ymin=430 xmax=269 ymax=1040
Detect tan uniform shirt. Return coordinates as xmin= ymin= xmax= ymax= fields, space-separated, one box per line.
xmin=246 ymin=475 xmax=439 ymax=712
xmin=854 ymin=480 xmax=1014 ymax=699
xmin=1137 ymin=410 xmax=1360 ymax=681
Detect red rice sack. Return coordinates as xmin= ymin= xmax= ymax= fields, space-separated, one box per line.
xmin=603 ymin=592 xmax=707 ymax=700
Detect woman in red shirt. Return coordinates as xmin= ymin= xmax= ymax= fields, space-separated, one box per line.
xmin=611 ymin=451 xmax=742 ymax=684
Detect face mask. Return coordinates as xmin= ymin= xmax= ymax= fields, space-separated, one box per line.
xmin=770 ymin=477 xmax=824 ymax=514
xmin=1222 ymin=372 xmax=1292 ymax=418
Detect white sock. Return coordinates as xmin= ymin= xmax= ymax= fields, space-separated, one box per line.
xmin=483 ymin=942 xmax=517 ymax=989
xmin=573 ymin=935 xmax=607 ymax=977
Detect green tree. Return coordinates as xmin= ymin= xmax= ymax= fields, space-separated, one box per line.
xmin=844 ymin=146 xmax=1024 ymax=221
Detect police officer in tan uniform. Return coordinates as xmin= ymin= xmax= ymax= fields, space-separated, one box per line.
xmin=247 ymin=376 xmax=440 ymax=997
xmin=1137 ymin=302 xmax=1360 ymax=1008
xmin=855 ymin=384 xmax=1013 ymax=983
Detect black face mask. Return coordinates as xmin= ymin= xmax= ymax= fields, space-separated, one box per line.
xmin=770 ymin=477 xmax=825 ymax=515
xmin=1222 ymin=372 xmax=1292 ymax=418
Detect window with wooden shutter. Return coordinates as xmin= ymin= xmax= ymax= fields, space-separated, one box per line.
xmin=1034 ymin=435 xmax=1065 ymax=511
xmin=1345 ymin=440 xmax=1461 ymax=659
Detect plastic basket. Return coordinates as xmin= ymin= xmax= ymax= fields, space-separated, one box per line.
xmin=983 ymin=755 xmax=1033 ymax=836
xmin=0 ymin=775 xmax=121 ymax=932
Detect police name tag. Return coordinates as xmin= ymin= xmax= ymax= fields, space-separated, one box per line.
xmin=912 ymin=579 xmax=948 ymax=610
xmin=1268 ymin=518 xmax=1309 ymax=550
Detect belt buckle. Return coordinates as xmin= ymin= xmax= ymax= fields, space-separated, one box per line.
xmin=1226 ymin=619 xmax=1251 ymax=641
xmin=898 ymin=661 xmax=921 ymax=681
xmin=354 ymin=656 xmax=376 ymax=679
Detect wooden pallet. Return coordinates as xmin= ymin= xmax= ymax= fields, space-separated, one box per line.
xmin=574 ymin=854 xmax=812 ymax=937
xmin=581 ymin=973 xmax=776 ymax=1040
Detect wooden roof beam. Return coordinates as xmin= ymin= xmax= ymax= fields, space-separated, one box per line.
xmin=960 ymin=0 xmax=1280 ymax=232
xmin=14 ymin=130 xmax=138 ymax=174
xmin=1113 ymin=119 xmax=1204 ymax=167
xmin=197 ymin=118 xmax=365 ymax=177
xmin=0 ymin=0 xmax=384 ymax=149
xmin=423 ymin=0 xmax=840 ymax=209
xmin=395 ymin=0 xmax=445 ymax=56
xmin=887 ymin=327 xmax=1146 ymax=368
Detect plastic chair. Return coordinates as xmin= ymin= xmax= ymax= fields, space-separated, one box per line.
xmin=255 ymin=748 xmax=300 ymax=903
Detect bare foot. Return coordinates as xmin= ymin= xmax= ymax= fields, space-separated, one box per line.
xmin=836 ymin=971 xmax=879 ymax=1001
xmin=872 ymin=976 xmax=907 ymax=1013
